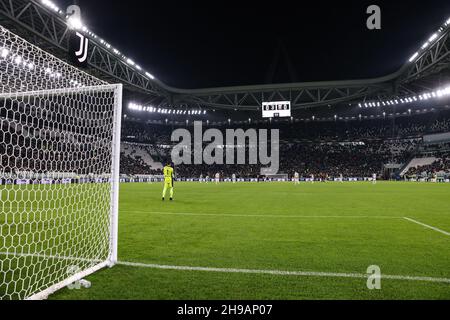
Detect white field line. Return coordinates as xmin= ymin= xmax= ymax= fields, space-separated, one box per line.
xmin=117 ymin=261 xmax=450 ymax=284
xmin=121 ymin=210 xmax=401 ymax=220
xmin=404 ymin=217 xmax=450 ymax=236
xmin=2 ymin=251 xmax=449 ymax=285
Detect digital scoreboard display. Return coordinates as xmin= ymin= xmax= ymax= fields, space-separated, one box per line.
xmin=262 ymin=101 xmax=291 ymax=118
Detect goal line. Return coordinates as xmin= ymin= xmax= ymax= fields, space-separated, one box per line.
xmin=2 ymin=251 xmax=449 ymax=286
xmin=117 ymin=261 xmax=450 ymax=285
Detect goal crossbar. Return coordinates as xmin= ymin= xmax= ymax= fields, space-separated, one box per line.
xmin=0 ymin=84 xmax=123 ymax=99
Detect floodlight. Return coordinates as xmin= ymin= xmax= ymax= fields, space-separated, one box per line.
xmin=67 ymin=16 xmax=83 ymax=30
xmin=409 ymin=52 xmax=419 ymax=62
xmin=429 ymin=33 xmax=438 ymax=42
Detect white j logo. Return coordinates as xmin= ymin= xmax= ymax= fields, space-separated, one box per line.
xmin=75 ymin=32 xmax=89 ymax=63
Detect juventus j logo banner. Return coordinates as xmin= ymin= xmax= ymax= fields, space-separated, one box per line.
xmin=69 ymin=32 xmax=89 ymax=67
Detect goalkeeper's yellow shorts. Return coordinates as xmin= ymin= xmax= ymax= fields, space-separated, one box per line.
xmin=164 ymin=180 xmax=173 ymax=188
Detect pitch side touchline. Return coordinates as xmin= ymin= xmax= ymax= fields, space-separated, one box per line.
xmin=117 ymin=261 xmax=450 ymax=284
xmin=403 ymin=217 xmax=450 ymax=236
xmin=122 ymin=210 xmax=401 ymax=219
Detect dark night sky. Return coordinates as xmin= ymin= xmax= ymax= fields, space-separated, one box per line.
xmin=58 ymin=0 xmax=450 ymax=89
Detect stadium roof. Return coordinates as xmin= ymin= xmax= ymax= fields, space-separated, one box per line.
xmin=0 ymin=0 xmax=449 ymax=111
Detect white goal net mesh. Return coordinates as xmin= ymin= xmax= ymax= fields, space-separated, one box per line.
xmin=0 ymin=25 xmax=122 ymax=300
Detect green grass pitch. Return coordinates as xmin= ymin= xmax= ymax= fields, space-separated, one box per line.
xmin=12 ymin=182 xmax=450 ymax=299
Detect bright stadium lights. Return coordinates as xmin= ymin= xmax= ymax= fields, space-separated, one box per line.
xmin=408 ymin=17 xmax=450 ymax=63
xmin=128 ymin=102 xmax=207 ymax=116
xmin=41 ymin=0 xmax=63 ymax=13
xmin=67 ymin=16 xmax=83 ymax=30
xmin=358 ymin=84 xmax=450 ymax=108
xmin=41 ymin=1 xmax=159 ymax=80
xmin=409 ymin=52 xmax=419 ymax=62
xmin=428 ymin=33 xmax=438 ymax=42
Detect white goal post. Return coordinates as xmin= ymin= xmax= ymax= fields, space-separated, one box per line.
xmin=0 ymin=25 xmax=122 ymax=300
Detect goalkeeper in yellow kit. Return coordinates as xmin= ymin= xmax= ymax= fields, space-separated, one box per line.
xmin=162 ymin=163 xmax=174 ymax=201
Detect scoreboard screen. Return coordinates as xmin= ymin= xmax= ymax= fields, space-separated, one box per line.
xmin=262 ymin=101 xmax=291 ymax=118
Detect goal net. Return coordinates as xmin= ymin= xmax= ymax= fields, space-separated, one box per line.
xmin=0 ymin=25 xmax=122 ymax=300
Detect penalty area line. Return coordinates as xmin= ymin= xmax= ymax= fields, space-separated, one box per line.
xmin=403 ymin=217 xmax=450 ymax=236
xmin=117 ymin=261 xmax=450 ymax=284
xmin=121 ymin=210 xmax=401 ymax=220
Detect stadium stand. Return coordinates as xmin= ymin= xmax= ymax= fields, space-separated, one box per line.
xmin=118 ymin=109 xmax=450 ymax=180
xmin=3 ymin=108 xmax=450 ymax=180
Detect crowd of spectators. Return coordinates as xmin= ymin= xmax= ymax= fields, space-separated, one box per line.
xmin=3 ymin=109 xmax=450 ymax=179
xmin=147 ymin=140 xmax=419 ymax=179
xmin=406 ymin=153 xmax=450 ymax=177
xmin=278 ymin=140 xmax=418 ymax=178
xmin=120 ymin=154 xmax=161 ymax=175
xmin=119 ymin=118 xmax=431 ymax=178
xmin=121 ymin=110 xmax=450 ymax=145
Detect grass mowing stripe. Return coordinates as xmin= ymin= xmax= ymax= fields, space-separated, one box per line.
xmin=117 ymin=261 xmax=450 ymax=284
xmin=404 ymin=217 xmax=450 ymax=236
xmin=121 ymin=210 xmax=401 ymax=219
